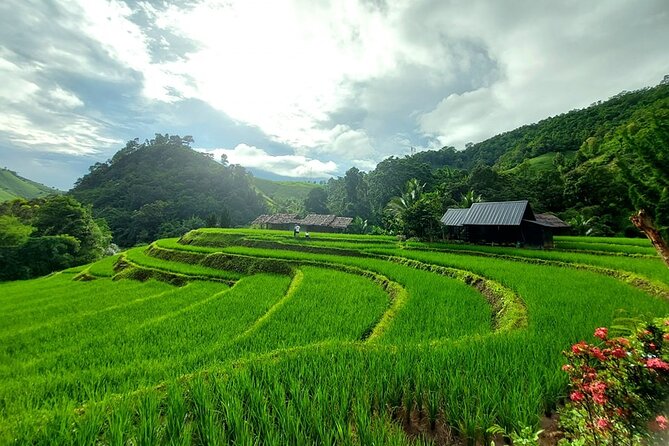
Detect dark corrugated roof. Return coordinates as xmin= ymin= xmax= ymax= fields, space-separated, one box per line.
xmin=463 ymin=200 xmax=529 ymax=226
xmin=533 ymin=213 xmax=570 ymax=228
xmin=440 ymin=208 xmax=469 ymax=226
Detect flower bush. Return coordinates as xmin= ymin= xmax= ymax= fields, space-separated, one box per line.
xmin=558 ymin=318 xmax=669 ymax=445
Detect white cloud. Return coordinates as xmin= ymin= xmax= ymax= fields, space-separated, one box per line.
xmin=3 ymin=0 xmax=668 ymax=183
xmin=417 ymin=1 xmax=669 ymax=148
xmin=48 ymin=87 xmax=84 ymax=109
xmin=0 ymin=113 xmax=119 ymax=155
xmin=0 ymin=48 xmax=118 ymax=156
xmin=198 ymin=144 xmax=337 ymax=178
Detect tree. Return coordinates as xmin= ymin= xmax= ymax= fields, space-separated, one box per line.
xmin=0 ymin=215 xmax=33 ymax=247
xmin=459 ymin=190 xmax=481 ymax=208
xmin=0 ymin=196 xmax=109 ymax=280
xmin=617 ymin=100 xmax=669 ymax=265
xmin=33 ymin=195 xmax=110 ymax=263
xmin=304 ymin=188 xmax=329 ymax=214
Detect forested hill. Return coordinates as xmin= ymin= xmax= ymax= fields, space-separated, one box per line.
xmin=411 ymin=79 xmax=669 ymax=171
xmin=0 ymin=168 xmax=60 ymax=202
xmin=321 ymin=78 xmax=668 ymax=238
xmin=70 ymin=134 xmax=266 ymax=247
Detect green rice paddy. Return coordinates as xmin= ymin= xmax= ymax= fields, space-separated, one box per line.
xmin=1 ymin=228 xmax=668 ymax=445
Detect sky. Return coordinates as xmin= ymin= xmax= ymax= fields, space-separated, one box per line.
xmin=0 ymin=0 xmax=667 ymax=190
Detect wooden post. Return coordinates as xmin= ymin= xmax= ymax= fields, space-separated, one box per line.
xmin=630 ymin=209 xmax=669 ymax=268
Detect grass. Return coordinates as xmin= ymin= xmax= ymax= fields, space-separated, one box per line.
xmin=3 ymin=228 xmax=669 ymax=445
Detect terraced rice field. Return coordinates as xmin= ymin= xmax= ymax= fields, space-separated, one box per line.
xmin=1 ymin=229 xmax=668 ymax=445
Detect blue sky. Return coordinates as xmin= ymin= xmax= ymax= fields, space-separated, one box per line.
xmin=1 ymin=0 xmax=667 ymax=190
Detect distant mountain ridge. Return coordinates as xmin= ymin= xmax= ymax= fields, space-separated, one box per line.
xmin=406 ymin=79 xmax=669 ymax=171
xmin=0 ymin=168 xmax=60 ymax=202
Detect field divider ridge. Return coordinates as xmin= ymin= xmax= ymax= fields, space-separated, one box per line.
xmin=386 ymin=256 xmax=528 ymax=332
xmin=173 ymin=235 xmax=529 ymax=336
xmin=232 ymin=269 xmax=305 ymax=342
xmin=394 ymin=246 xmax=669 ymax=300
xmin=113 ymin=252 xmax=236 ymax=287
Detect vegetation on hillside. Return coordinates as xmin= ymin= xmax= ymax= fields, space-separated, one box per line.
xmin=317 ymin=79 xmax=669 ymax=240
xmin=0 ymin=195 xmax=111 ymax=280
xmin=70 ymin=134 xmax=266 ymax=247
xmin=0 ymin=168 xmax=60 ymax=202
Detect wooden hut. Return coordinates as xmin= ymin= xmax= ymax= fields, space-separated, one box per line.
xmin=440 ymin=200 xmax=569 ymax=248
xmin=250 ymin=213 xmax=353 ymax=232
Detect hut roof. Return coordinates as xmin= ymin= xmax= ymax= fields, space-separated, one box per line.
xmin=533 ymin=213 xmax=570 ymax=228
xmin=300 ymin=214 xmax=336 ymax=226
xmin=330 ymin=216 xmax=353 ymax=229
xmin=251 ymin=213 xmax=353 ymax=229
xmin=250 ymin=213 xmax=298 ymax=225
xmin=440 ymin=208 xmax=469 ymax=226
xmin=441 ymin=200 xmax=544 ymax=227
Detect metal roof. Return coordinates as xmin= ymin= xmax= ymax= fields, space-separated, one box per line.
xmin=462 ymin=200 xmax=530 ymax=226
xmin=440 ymin=208 xmax=469 ymax=226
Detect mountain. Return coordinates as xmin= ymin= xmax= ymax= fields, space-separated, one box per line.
xmin=326 ymin=78 xmax=669 ymax=238
xmin=442 ymin=79 xmax=669 ymax=171
xmin=70 ymin=134 xmax=266 ymax=247
xmin=253 ymin=177 xmax=321 ymax=202
xmin=0 ymin=168 xmax=60 ymax=202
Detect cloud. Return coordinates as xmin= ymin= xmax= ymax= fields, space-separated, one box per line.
xmin=2 ymin=0 xmax=668 ymax=189
xmin=416 ymin=0 xmax=669 ymax=148
xmin=198 ymin=144 xmax=337 ymax=178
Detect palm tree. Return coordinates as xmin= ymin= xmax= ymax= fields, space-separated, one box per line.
xmin=460 ymin=190 xmax=481 ymax=208
xmin=385 ymin=178 xmax=425 ymax=220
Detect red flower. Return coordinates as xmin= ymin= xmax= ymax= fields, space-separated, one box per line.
xmin=590 ymin=347 xmax=607 ymax=361
xmin=617 ymin=337 xmax=630 ymax=347
xmin=594 ymin=327 xmax=608 ymax=340
xmin=562 ymin=364 xmax=573 ymax=372
xmin=570 ymin=391 xmax=585 ymax=402
xmin=592 ymin=393 xmax=608 ymax=405
xmin=646 ymin=358 xmax=669 ymax=371
xmin=611 ymin=347 xmax=626 ymax=358
xmin=648 ymin=342 xmax=657 ymax=351
xmin=572 ymin=341 xmax=588 ymax=355
xmin=596 ymin=418 xmax=611 ymax=430
xmin=657 ymin=415 xmax=668 ymax=430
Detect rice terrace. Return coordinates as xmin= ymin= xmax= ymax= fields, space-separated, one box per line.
xmin=2 ymin=228 xmax=668 ymax=445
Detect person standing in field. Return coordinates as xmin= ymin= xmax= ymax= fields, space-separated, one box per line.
xmin=294 ymin=224 xmax=300 ymax=238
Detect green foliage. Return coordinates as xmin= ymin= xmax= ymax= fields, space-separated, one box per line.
xmin=0 ymin=168 xmax=59 ymax=202
xmin=0 ymin=195 xmax=110 ymax=280
xmin=70 ymin=134 xmax=266 ymax=246
xmin=317 ymin=80 xmax=669 ymax=236
xmin=616 ymin=98 xmax=669 ymax=239
xmin=303 ymin=187 xmax=329 ymax=214
xmin=0 ymin=215 xmax=34 ymax=247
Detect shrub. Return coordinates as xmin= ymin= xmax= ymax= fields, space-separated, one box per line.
xmin=558 ymin=319 xmax=669 ymax=445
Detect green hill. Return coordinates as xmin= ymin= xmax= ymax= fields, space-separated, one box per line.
xmin=70 ymin=134 xmax=266 ymax=247
xmin=253 ymin=177 xmax=321 ymax=202
xmin=0 ymin=168 xmax=60 ymax=201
